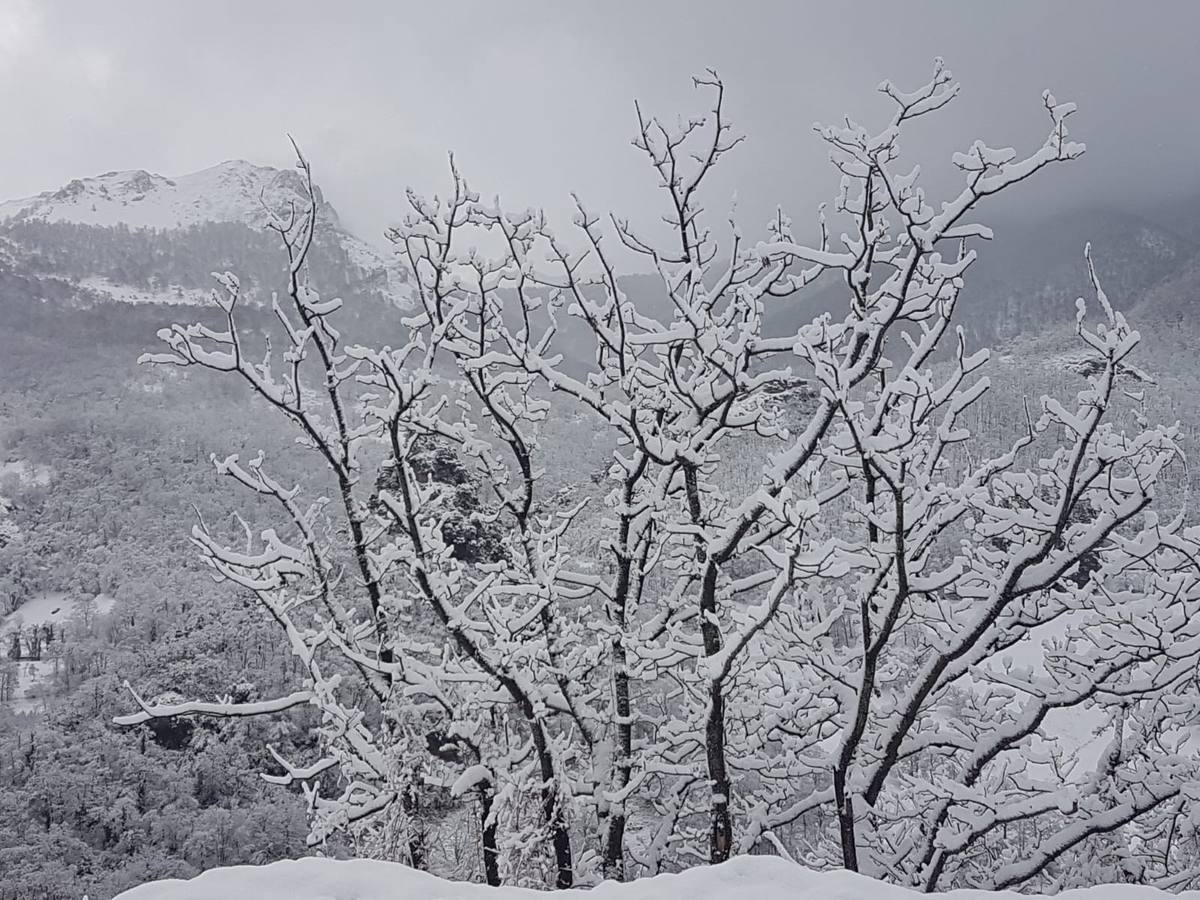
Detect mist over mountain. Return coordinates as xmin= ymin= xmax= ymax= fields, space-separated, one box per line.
xmin=0 ymin=159 xmax=407 ymax=316
xmin=4 ymin=154 xmax=1198 ymax=360
xmin=0 ymin=161 xmax=328 ymax=229
xmin=3 ymin=146 xmax=1200 ymax=899
xmin=9 ymin=4 xmax=1200 ymax=898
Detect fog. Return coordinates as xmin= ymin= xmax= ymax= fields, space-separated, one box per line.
xmin=2 ymin=0 xmax=1198 ymax=245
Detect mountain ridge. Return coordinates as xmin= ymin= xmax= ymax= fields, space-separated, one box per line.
xmin=2 ymin=160 xmax=1198 ymax=350
xmin=0 ymin=159 xmax=337 ymax=232
xmin=0 ymin=159 xmax=410 ymax=312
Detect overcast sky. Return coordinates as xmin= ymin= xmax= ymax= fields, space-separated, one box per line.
xmin=2 ymin=1 xmax=1199 ymax=246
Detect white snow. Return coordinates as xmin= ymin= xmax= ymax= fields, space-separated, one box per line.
xmin=1 ymin=592 xmax=116 ymax=713
xmin=79 ymin=277 xmax=212 ymax=307
xmin=450 ymin=764 xmax=493 ymax=797
xmin=0 ymin=504 xmax=16 ymax=546
xmin=0 ymin=459 xmax=52 ymax=487
xmin=0 ymin=159 xmax=411 ymax=307
xmin=9 ymin=658 xmax=56 ymax=714
xmin=6 ymin=590 xmax=115 ymax=628
xmin=111 ymin=856 xmax=1198 ymax=900
xmin=0 ymin=161 xmax=319 ymax=231
xmin=981 ymin=616 xmax=1109 ymax=775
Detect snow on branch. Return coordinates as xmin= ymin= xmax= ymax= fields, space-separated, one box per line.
xmin=115 ymin=62 xmax=1200 ymax=892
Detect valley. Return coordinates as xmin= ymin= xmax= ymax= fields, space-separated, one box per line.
xmin=0 ymin=154 xmax=1197 ymax=899
xmin=1 ymin=592 xmax=116 ymax=713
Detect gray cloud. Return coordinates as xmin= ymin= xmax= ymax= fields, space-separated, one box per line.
xmin=2 ymin=0 xmax=1198 ymax=246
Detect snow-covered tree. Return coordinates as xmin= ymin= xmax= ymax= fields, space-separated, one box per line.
xmin=117 ymin=63 xmax=1200 ymax=890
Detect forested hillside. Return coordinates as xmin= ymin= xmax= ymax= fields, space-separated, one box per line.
xmin=0 ymin=297 xmax=321 ymax=898
xmin=4 ymin=190 xmax=1200 ymax=900
xmin=2 ymin=88 xmax=1200 ymax=900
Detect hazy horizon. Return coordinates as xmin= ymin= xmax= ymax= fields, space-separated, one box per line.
xmin=4 ymin=1 xmax=1200 ymax=248
xmin=5 ymin=6 xmax=1200 ymax=897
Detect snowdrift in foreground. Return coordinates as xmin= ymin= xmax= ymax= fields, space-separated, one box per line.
xmin=113 ymin=856 xmax=1197 ymax=900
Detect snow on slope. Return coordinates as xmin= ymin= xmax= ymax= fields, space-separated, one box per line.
xmin=2 ymin=592 xmax=116 ymax=713
xmin=112 ymin=856 xmax=1197 ymax=900
xmin=0 ymin=595 xmax=118 ymax=715
xmin=0 ymin=160 xmax=409 ymax=306
xmin=77 ymin=276 xmax=211 ymax=307
xmin=1 ymin=591 xmax=116 ymax=635
xmin=0 ymin=160 xmax=327 ymax=231
xmin=0 ymin=497 xmax=16 ymax=547
xmin=0 ymin=458 xmax=52 ymax=487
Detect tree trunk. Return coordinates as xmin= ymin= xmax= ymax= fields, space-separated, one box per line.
xmin=686 ymin=465 xmax=734 ymax=865
xmin=531 ymin=720 xmax=573 ymax=887
xmin=479 ymin=789 xmax=501 ymax=887
xmin=834 ymin=775 xmax=859 ymax=871
xmin=401 ymin=778 xmax=426 ymax=870
xmin=603 ymin=485 xmax=638 ymax=880
xmin=602 ymin=649 xmax=632 ymax=879
xmin=705 ymin=678 xmax=733 ymax=863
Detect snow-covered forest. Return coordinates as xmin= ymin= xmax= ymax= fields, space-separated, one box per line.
xmin=113 ymin=63 xmax=1200 ymax=892
xmin=3 ymin=4 xmax=1200 ymax=899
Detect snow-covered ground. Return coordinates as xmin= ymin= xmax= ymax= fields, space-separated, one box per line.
xmin=112 ymin=856 xmax=1198 ymax=900
xmin=981 ymin=615 xmax=1110 ymax=775
xmin=0 ymin=160 xmax=316 ymax=231
xmin=78 ymin=276 xmax=212 ymax=306
xmin=2 ymin=591 xmax=115 ymax=633
xmin=0 ymin=458 xmax=52 ymax=487
xmin=9 ymin=658 xmax=56 ymax=714
xmin=1 ymin=591 xmax=115 ymax=713
xmin=0 ymin=159 xmax=410 ymax=307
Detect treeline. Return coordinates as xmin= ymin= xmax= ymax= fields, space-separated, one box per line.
xmin=0 ymin=319 xmax=341 ymax=899
xmin=0 ymin=591 xmax=314 ymax=899
xmin=0 ymin=219 xmax=392 ymax=308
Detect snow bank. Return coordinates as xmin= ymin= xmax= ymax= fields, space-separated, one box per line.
xmin=112 ymin=856 xmax=1196 ymax=900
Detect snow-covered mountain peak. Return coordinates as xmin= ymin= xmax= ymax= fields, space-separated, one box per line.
xmin=0 ymin=159 xmax=411 ymax=309
xmin=0 ymin=159 xmax=335 ymax=231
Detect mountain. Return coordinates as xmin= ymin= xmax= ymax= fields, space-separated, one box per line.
xmin=744 ymin=205 xmax=1200 ymax=359
xmin=2 ymin=165 xmax=1200 ymax=899
xmin=959 ymin=208 xmax=1196 ymax=342
xmin=0 ymin=159 xmax=409 ymax=313
xmin=5 ymin=161 xmax=1195 ymax=350
xmin=0 ymin=160 xmax=325 ymax=230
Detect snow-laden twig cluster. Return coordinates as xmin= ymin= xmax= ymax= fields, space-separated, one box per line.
xmin=117 ymin=63 xmax=1200 ymax=891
